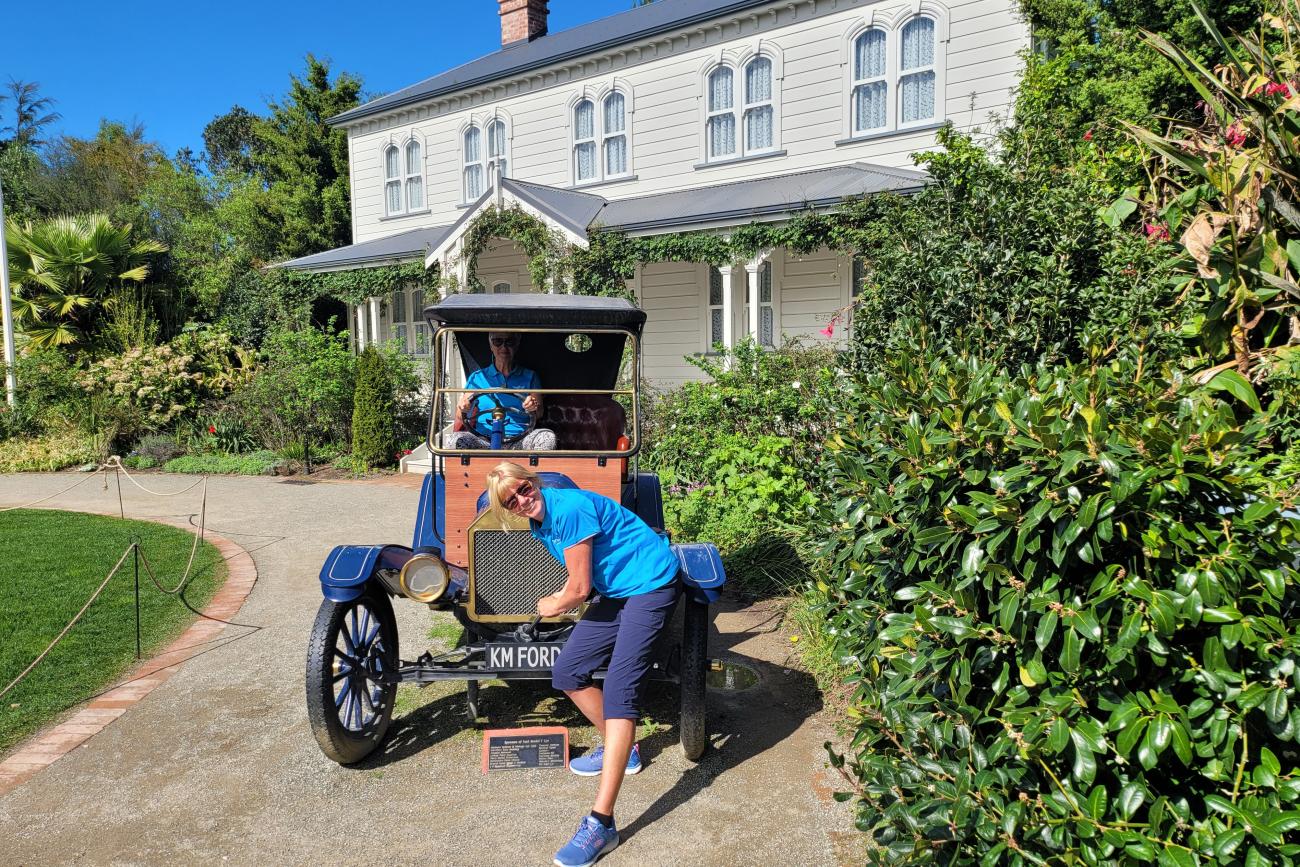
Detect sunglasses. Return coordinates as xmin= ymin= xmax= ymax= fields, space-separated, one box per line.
xmin=502 ymin=480 xmax=535 ymax=511
xmin=490 ymin=337 xmax=519 ymax=348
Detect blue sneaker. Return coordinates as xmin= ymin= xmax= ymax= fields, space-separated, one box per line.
xmin=554 ymin=815 xmax=619 ymax=867
xmin=569 ymin=743 xmax=642 ymax=777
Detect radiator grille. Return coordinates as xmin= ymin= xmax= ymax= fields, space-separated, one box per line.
xmin=468 ymin=529 xmax=569 ymax=621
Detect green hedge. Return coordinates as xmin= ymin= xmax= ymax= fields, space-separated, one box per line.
xmin=815 ymin=344 xmax=1300 ymax=864
xmin=162 ymin=451 xmax=281 ymax=475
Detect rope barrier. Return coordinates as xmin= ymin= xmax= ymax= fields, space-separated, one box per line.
xmin=101 ymin=456 xmax=208 ymax=497
xmin=0 ymin=545 xmax=136 ymax=702
xmin=0 ymin=469 xmax=102 ymax=513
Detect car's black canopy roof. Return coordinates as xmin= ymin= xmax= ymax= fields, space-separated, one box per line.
xmin=423 ymin=293 xmax=646 ymax=335
xmin=424 ymin=294 xmax=643 ymax=391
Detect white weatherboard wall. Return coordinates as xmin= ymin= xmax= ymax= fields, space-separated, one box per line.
xmin=639 ymin=260 xmax=709 ymax=387
xmin=345 ymin=0 xmax=1028 ymax=243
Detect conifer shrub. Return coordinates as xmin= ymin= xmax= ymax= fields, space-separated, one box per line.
xmin=351 ymin=346 xmax=396 ymax=468
xmin=815 ymin=338 xmax=1300 ymax=864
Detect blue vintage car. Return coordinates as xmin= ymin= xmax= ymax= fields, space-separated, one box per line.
xmin=306 ymin=294 xmax=725 ymax=765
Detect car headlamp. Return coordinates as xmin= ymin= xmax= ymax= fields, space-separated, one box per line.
xmin=399 ymin=553 xmax=451 ymax=603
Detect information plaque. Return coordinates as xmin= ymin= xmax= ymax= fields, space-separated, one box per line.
xmin=482 ymin=726 xmax=569 ymax=773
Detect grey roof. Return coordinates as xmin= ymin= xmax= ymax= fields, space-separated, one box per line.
xmin=330 ymin=0 xmax=781 ymax=126
xmin=505 ymin=178 xmax=607 ymax=240
xmin=276 ymin=224 xmax=453 ymax=272
xmin=598 ymin=163 xmax=928 ymax=233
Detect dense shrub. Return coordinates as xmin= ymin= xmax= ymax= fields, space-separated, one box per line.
xmin=0 ymin=428 xmax=100 ymax=473
xmin=239 ymin=326 xmax=354 ymax=458
xmin=2 ymin=350 xmax=88 ymax=437
xmin=351 ymin=346 xmax=396 ymax=467
xmin=847 ymin=128 xmax=1183 ymax=375
xmin=814 ymin=341 xmax=1300 ymax=863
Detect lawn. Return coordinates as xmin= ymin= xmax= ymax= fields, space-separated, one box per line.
xmin=0 ymin=509 xmax=227 ymax=753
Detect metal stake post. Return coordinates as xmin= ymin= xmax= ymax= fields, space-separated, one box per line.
xmin=133 ymin=539 xmax=141 ymax=659
xmin=0 ymin=176 xmax=17 ymax=407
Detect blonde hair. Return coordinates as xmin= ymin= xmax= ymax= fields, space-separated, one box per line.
xmin=485 ymin=461 xmax=542 ymax=529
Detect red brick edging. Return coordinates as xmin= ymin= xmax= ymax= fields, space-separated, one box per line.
xmin=0 ymin=521 xmax=257 ymax=796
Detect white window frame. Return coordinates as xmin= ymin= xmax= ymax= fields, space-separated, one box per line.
xmin=700 ymin=48 xmax=783 ymax=165
xmin=462 ymin=125 xmax=484 ymax=203
xmin=706 ymin=265 xmax=726 ymax=352
xmin=840 ymin=6 xmax=949 ymax=142
xmin=568 ymin=86 xmax=634 ymax=187
xmin=850 ymin=27 xmax=891 ymax=135
xmin=705 ymin=66 xmax=738 ymax=161
xmin=381 ymin=133 xmax=426 ymax=218
xmin=742 ymin=57 xmax=777 ymax=155
xmin=486 ymin=117 xmax=509 ymax=185
xmin=388 ymin=285 xmax=431 ymax=357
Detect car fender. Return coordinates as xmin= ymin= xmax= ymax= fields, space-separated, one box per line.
xmin=623 ymin=473 xmax=664 ymax=530
xmin=319 ymin=544 xmax=415 ymax=602
xmin=412 ymin=472 xmax=446 ymax=552
xmin=671 ymin=542 xmax=726 ymax=605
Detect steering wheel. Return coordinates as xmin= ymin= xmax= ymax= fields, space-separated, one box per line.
xmin=461 ymin=391 xmax=536 ymax=445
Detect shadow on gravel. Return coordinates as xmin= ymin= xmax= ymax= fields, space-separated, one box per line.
xmin=622 ymin=609 xmax=822 ymax=843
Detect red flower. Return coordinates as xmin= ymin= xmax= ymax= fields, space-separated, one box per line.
xmin=208 ymin=425 xmax=216 ymax=434
xmin=402 ymin=449 xmax=413 ymax=456
xmin=820 ymin=320 xmax=836 ymax=338
xmin=1082 ymin=129 xmax=1094 ymax=142
xmin=1225 ymin=122 xmax=1248 ymax=148
xmin=1266 ymin=82 xmax=1291 ymax=97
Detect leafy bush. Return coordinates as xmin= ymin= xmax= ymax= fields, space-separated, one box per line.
xmin=351 ymin=346 xmax=396 ymax=468
xmin=162 ymin=450 xmax=281 ymax=475
xmin=121 ymin=455 xmax=157 ymax=470
xmin=3 ymin=349 xmax=88 ymax=436
xmin=0 ymin=428 xmax=100 ymax=473
xmin=814 ymin=342 xmax=1300 ymax=863
xmin=130 ymin=433 xmax=184 ymax=464
xmin=241 ymin=326 xmax=354 ymax=460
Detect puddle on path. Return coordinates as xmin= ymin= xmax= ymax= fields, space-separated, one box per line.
xmin=706 ymin=662 xmax=760 ymax=692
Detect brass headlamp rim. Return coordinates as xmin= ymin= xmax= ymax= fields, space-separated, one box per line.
xmin=399 ymin=553 xmax=451 ymax=603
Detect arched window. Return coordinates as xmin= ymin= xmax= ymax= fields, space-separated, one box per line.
xmin=603 ymin=92 xmax=628 ymax=177
xmin=384 ymin=145 xmax=402 ymax=215
xmin=900 ymin=17 xmax=937 ymax=125
xmin=487 ymin=119 xmax=508 ymax=182
xmin=744 ymin=58 xmax=774 ymax=152
xmin=404 ymin=140 xmax=424 ymax=211
xmin=706 ymin=66 xmax=736 ymax=159
xmin=463 ymin=127 xmax=484 ymax=201
xmin=852 ymin=28 xmax=888 ymax=134
xmin=573 ymin=99 xmax=597 ymax=183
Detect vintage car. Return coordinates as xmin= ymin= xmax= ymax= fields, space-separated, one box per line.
xmin=305 ymin=294 xmax=726 ymax=765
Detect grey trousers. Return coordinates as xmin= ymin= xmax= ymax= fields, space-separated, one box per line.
xmin=448 ymin=428 xmax=558 ymax=450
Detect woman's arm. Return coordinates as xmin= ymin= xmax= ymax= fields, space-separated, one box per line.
xmin=537 ymin=538 xmax=593 ymax=616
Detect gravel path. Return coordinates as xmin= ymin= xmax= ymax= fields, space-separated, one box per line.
xmin=0 ymin=472 xmax=857 ymax=866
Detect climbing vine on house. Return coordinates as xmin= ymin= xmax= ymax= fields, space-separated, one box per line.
xmin=267 ymin=261 xmax=438 ymax=308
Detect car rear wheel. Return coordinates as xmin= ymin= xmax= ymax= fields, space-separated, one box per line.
xmin=679 ymin=596 xmax=709 ymax=761
xmin=306 ymin=589 xmax=399 ymax=765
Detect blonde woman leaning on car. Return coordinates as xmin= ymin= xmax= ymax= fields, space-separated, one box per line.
xmin=486 ymin=461 xmax=681 ymax=867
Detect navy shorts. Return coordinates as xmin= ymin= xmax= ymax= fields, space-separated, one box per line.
xmin=551 ymin=577 xmax=681 ymax=720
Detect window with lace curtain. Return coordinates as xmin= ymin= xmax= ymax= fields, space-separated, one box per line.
xmin=705 ymin=56 xmax=779 ymax=163
xmin=463 ymin=126 xmax=484 ymax=202
xmin=487 ymin=119 xmax=508 ymax=182
xmin=572 ymin=90 xmax=632 ymax=186
xmin=707 ymin=266 xmax=725 ymax=349
xmin=390 ymin=287 xmax=430 ymax=357
xmin=845 ymin=14 xmax=944 ymax=140
xmin=384 ymin=139 xmax=425 ymax=217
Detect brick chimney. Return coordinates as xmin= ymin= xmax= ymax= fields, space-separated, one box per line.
xmin=499 ymin=0 xmax=549 ymax=46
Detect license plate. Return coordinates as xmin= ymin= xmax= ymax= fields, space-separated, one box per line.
xmin=486 ymin=642 xmax=565 ymax=671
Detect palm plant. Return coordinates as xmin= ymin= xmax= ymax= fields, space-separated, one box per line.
xmin=5 ymin=214 xmax=166 ymax=349
xmin=3 ymin=79 xmax=60 ymax=147
xmin=1123 ymin=0 xmax=1300 ymax=381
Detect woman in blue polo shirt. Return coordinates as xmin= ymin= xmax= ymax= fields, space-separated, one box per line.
xmin=487 ymin=461 xmax=680 ymax=867
xmin=451 ymin=331 xmax=557 ymax=450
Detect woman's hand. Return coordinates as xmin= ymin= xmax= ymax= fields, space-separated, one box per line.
xmin=523 ymin=393 xmax=541 ymax=415
xmin=537 ymin=594 xmax=570 ymax=617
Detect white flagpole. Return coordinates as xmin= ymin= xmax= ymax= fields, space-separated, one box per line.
xmin=0 ymin=175 xmax=15 ymax=407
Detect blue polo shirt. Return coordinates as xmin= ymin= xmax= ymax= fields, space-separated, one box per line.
xmin=530 ymin=488 xmax=679 ymax=599
xmin=464 ymin=364 xmax=540 ymax=438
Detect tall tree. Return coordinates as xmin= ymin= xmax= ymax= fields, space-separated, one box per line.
xmin=3 ymin=79 xmax=60 ymax=147
xmin=203 ymin=106 xmax=259 ymax=176
xmin=35 ymin=121 xmax=166 ymax=221
xmin=255 ymin=55 xmax=361 ymax=259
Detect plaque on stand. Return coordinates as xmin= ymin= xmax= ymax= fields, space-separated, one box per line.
xmin=482 ymin=726 xmax=569 ymax=773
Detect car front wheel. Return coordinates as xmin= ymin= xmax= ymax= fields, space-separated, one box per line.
xmin=306 ymin=589 xmax=399 ymax=764
xmin=679 ymin=596 xmax=709 ymax=761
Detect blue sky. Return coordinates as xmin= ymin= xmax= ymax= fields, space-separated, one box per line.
xmin=1 ymin=0 xmax=638 ymax=158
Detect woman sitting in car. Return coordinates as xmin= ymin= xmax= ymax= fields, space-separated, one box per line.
xmin=450 ymin=331 xmax=557 ymax=450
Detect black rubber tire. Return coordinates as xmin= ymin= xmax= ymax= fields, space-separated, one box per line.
xmin=306 ymin=589 xmax=399 ymax=765
xmin=679 ymin=597 xmax=709 ymax=761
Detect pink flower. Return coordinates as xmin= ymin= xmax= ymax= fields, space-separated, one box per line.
xmin=1082 ymin=129 xmax=1094 ymax=142
xmin=820 ymin=320 xmax=836 ymax=338
xmin=1266 ymin=82 xmax=1291 ymax=97
xmin=1143 ymin=222 xmax=1171 ymax=242
xmin=1225 ymin=122 xmax=1248 ymax=148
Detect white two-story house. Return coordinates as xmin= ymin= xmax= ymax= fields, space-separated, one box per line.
xmin=280 ymin=0 xmax=1029 ymax=387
